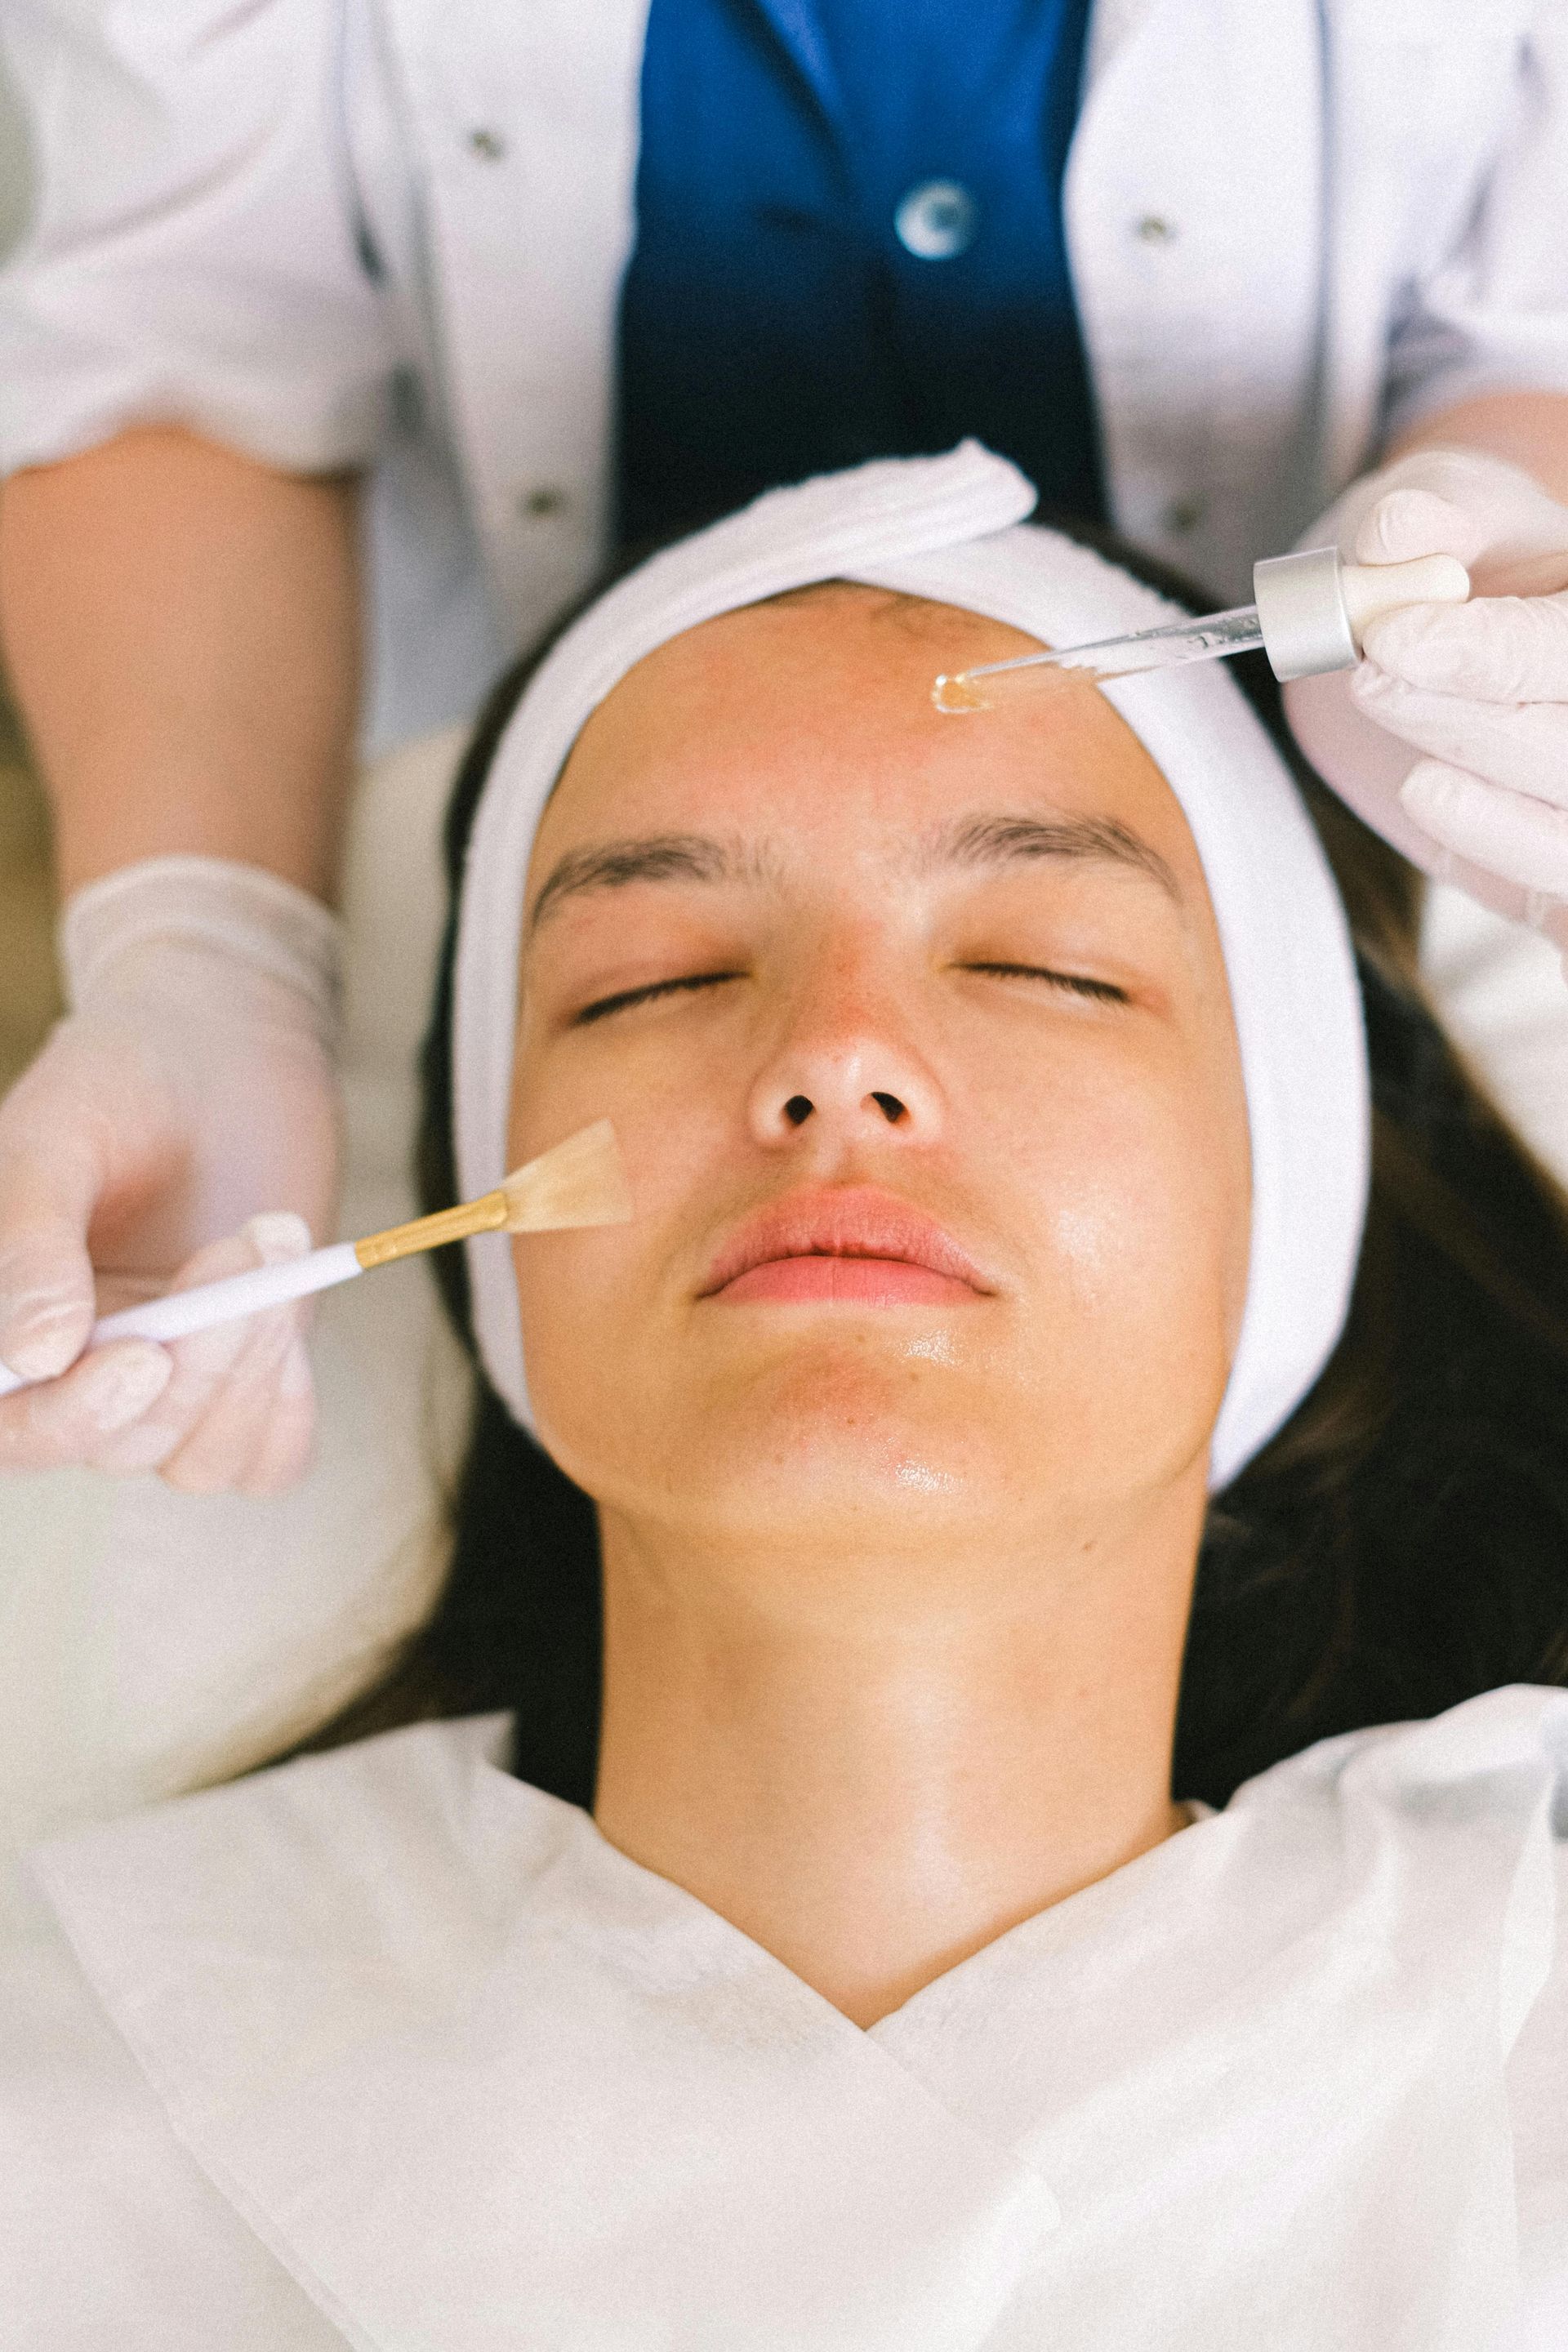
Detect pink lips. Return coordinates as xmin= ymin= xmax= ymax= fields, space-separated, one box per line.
xmin=700 ymin=1188 xmax=989 ymax=1307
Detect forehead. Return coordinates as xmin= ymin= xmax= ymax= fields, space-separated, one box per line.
xmin=528 ymin=585 xmax=1204 ymax=890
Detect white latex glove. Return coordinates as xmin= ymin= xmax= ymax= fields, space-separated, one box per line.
xmin=0 ymin=856 xmax=341 ymax=1490
xmin=1283 ymin=448 xmax=1568 ymax=957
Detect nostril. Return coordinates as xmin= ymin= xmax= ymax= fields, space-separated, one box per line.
xmin=870 ymin=1092 xmax=908 ymax=1125
xmin=784 ymin=1094 xmax=813 ymax=1128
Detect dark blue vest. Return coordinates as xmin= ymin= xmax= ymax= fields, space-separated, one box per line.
xmin=617 ymin=0 xmax=1102 ymax=548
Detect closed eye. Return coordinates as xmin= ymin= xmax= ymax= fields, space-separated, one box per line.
xmin=573 ymin=970 xmax=746 ymax=1026
xmin=960 ymin=961 xmax=1129 ymax=1004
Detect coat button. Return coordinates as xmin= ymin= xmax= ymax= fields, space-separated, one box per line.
xmin=1163 ymin=497 xmax=1206 ymax=536
xmin=1134 ymin=213 xmax=1177 ymax=245
xmin=517 ymin=484 xmax=568 ymax=520
xmin=894 ymin=180 xmax=979 ymax=261
xmin=466 ymin=127 xmax=507 ymax=162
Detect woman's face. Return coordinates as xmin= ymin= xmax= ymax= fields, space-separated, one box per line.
xmin=508 ymin=587 xmax=1250 ymax=1572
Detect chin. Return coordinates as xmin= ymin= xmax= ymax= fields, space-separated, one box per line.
xmin=706 ymin=1329 xmax=978 ymax=1436
xmin=678 ymin=1355 xmax=1018 ymax=1527
xmin=677 ymin=1445 xmax=991 ymax=1563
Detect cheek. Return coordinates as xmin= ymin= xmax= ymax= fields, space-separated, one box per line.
xmin=510 ymin=1225 xmax=644 ymax=1477
xmin=508 ymin=974 xmax=743 ymax=1173
xmin=996 ymin=1038 xmax=1249 ymax=1405
xmin=505 ymin=1027 xmax=741 ymax=1472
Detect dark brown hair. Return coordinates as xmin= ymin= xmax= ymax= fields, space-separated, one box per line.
xmin=301 ymin=527 xmax=1568 ymax=1809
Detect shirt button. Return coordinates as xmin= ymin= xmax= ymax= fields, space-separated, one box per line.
xmin=1134 ymin=213 xmax=1177 ymax=246
xmin=466 ymin=127 xmax=507 ymax=162
xmin=894 ymin=180 xmax=978 ymax=261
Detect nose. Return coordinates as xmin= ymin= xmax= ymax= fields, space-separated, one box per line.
xmin=747 ymin=968 xmax=944 ymax=1151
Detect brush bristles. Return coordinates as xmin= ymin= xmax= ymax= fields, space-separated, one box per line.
xmin=501 ymin=1119 xmax=633 ymax=1232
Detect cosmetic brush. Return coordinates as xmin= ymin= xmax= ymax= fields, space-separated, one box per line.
xmin=0 ymin=1119 xmax=631 ymax=1398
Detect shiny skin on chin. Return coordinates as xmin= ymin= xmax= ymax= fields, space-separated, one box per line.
xmin=504 ymin=584 xmax=1250 ymax=1559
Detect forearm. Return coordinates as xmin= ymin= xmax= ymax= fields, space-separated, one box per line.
xmin=0 ymin=425 xmax=361 ymax=903
xmin=1389 ymin=389 xmax=1568 ymax=508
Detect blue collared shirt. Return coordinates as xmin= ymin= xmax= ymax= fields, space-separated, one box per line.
xmin=617 ymin=0 xmax=1102 ymax=547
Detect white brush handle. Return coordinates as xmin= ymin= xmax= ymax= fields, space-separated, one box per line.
xmin=0 ymin=1241 xmax=363 ymax=1398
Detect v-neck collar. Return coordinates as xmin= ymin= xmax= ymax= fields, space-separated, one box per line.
xmin=30 ymin=1690 xmax=1567 ymax=2352
xmin=32 ymin=1718 xmax=1057 ymax=2352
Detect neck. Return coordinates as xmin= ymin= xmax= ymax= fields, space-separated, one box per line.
xmin=592 ymin=1493 xmax=1202 ymax=2028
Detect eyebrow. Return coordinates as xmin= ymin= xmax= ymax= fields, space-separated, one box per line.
xmin=525 ymin=806 xmax=1179 ymax=938
xmin=929 ymin=810 xmax=1182 ymax=900
xmin=527 ymin=835 xmax=758 ymax=938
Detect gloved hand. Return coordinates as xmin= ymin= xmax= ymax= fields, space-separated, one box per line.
xmin=0 ymin=856 xmax=342 ymax=1490
xmin=1283 ymin=448 xmax=1568 ymax=955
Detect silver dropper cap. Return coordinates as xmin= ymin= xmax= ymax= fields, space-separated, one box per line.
xmin=1253 ymin=546 xmax=1470 ymax=683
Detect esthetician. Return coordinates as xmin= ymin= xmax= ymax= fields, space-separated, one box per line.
xmin=0 ymin=1 xmax=1566 ymax=1490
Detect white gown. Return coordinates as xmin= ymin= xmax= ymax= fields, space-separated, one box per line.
xmin=2 ymin=1686 xmax=1566 ymax=2351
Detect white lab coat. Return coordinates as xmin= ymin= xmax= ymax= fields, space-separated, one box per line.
xmin=2 ymin=1686 xmax=1566 ymax=2350
xmin=1 ymin=0 xmax=1566 ymax=751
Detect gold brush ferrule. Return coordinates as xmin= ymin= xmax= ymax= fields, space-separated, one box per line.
xmin=353 ymin=1189 xmax=509 ymax=1269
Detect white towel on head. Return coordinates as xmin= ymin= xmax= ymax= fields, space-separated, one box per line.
xmin=453 ymin=443 xmax=1369 ymax=1490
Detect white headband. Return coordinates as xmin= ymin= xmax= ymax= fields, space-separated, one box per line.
xmin=454 ymin=443 xmax=1370 ymax=1490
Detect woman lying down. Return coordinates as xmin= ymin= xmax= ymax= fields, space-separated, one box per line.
xmin=6 ymin=444 xmax=1568 ymax=2349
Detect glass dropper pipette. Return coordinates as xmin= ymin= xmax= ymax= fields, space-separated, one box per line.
xmin=933 ymin=547 xmax=1471 ymax=712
